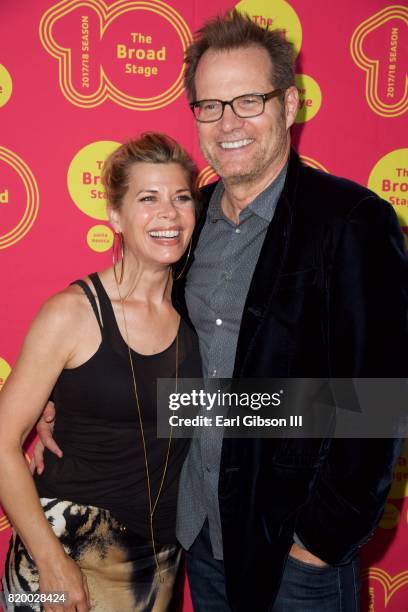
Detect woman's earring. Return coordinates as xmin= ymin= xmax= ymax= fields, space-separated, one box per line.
xmin=112 ymin=231 xmax=125 ymax=285
xmin=173 ymin=239 xmax=192 ymax=281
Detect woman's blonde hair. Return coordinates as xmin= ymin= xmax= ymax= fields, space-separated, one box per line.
xmin=102 ymin=132 xmax=201 ymax=212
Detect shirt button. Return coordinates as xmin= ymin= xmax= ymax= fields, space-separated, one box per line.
xmin=211 ymin=369 xmax=217 ymax=376
xmin=216 ymin=318 xmax=222 ymax=326
xmin=235 ymin=227 xmax=241 ymax=234
xmin=206 ymin=465 xmax=211 ymax=472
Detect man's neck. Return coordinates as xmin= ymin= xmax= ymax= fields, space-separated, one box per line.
xmin=221 ymin=146 xmax=290 ymax=224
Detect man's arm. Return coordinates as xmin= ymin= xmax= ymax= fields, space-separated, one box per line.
xmin=29 ymin=401 xmax=62 ymax=475
xmin=295 ymin=196 xmax=408 ymax=564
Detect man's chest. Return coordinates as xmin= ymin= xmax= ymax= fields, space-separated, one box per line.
xmin=186 ymin=215 xmax=269 ymax=320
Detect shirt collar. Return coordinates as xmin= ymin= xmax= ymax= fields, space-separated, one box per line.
xmin=248 ymin=163 xmax=288 ymax=222
xmin=207 ymin=163 xmax=288 ymax=224
xmin=207 ymin=180 xmax=225 ymax=222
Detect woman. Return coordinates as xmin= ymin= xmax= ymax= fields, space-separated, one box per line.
xmin=0 ymin=133 xmax=202 ymax=611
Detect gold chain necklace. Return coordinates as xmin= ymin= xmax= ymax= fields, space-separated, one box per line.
xmin=116 ymin=281 xmax=177 ymax=581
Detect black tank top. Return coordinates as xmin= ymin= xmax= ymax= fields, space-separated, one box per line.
xmin=34 ymin=273 xmax=202 ymax=543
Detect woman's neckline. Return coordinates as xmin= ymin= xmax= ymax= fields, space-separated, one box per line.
xmin=91 ymin=272 xmax=181 ymax=358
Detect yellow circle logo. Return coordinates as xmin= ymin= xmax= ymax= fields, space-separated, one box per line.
xmin=363 ymin=567 xmax=408 ymax=608
xmin=0 ymin=357 xmax=11 ymax=391
xmin=295 ymin=74 xmax=322 ymax=123
xmin=198 ymin=166 xmax=219 ymax=188
xmin=0 ymin=355 xmax=12 ymax=531
xmin=350 ymin=6 xmax=408 ymax=118
xmin=379 ymin=502 xmax=400 ymax=530
xmin=40 ymin=0 xmax=192 ymax=111
xmin=0 ymin=64 xmax=12 ymax=108
xmin=0 ymin=511 xmax=11 ymax=532
xmin=0 ymin=147 xmax=40 ymax=250
xmin=300 ymin=156 xmax=328 ymax=173
xmin=388 ymin=440 xmax=408 ymax=500
xmin=235 ymin=0 xmax=302 ymax=56
xmin=87 ymin=224 xmax=114 ymax=252
xmin=368 ymin=149 xmax=408 ymax=227
xmin=67 ymin=141 xmax=120 ymax=220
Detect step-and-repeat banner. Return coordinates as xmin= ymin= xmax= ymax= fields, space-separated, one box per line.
xmin=0 ymin=1 xmax=407 ymax=610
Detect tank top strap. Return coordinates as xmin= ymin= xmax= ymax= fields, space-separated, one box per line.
xmin=70 ymin=279 xmax=103 ymax=333
xmin=87 ymin=272 xmax=121 ymax=344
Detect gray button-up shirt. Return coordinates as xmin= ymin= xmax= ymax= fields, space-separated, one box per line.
xmin=176 ymin=166 xmax=287 ymax=559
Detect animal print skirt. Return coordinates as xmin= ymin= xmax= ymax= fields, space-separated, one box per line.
xmin=2 ymin=498 xmax=184 ymax=612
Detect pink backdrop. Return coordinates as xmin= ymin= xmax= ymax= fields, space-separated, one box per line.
xmin=0 ymin=1 xmax=407 ymax=610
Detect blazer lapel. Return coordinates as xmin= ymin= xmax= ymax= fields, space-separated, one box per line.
xmin=233 ymin=150 xmax=301 ymax=376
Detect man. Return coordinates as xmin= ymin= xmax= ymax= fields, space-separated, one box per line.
xmin=171 ymin=10 xmax=407 ymax=612
xmin=35 ymin=10 xmax=407 ymax=612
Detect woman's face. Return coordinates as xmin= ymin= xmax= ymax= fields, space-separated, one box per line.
xmin=110 ymin=162 xmax=196 ymax=268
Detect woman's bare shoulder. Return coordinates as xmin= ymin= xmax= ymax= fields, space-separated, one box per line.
xmin=34 ymin=281 xmax=96 ymax=332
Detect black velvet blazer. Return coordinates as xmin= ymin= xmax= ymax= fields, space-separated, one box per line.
xmin=172 ymin=149 xmax=408 ymax=611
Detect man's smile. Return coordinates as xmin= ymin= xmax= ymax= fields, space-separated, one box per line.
xmin=219 ymin=138 xmax=254 ymax=150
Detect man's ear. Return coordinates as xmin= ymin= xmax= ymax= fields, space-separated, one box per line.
xmin=285 ymin=86 xmax=299 ymax=129
xmin=108 ymin=204 xmax=121 ymax=234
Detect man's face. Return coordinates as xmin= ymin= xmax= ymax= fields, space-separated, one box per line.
xmin=193 ymin=45 xmax=298 ymax=187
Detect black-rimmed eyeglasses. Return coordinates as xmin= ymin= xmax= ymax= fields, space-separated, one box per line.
xmin=189 ymin=89 xmax=284 ymax=123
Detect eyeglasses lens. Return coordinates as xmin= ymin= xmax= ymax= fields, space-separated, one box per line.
xmin=195 ymin=94 xmax=264 ymax=122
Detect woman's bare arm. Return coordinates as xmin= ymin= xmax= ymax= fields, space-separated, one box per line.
xmin=0 ymin=291 xmax=90 ymax=610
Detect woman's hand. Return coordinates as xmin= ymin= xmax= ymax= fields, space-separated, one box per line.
xmin=38 ymin=552 xmax=91 ymax=612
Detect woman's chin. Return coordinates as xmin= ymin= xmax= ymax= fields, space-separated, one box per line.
xmin=147 ymin=252 xmax=186 ymax=269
